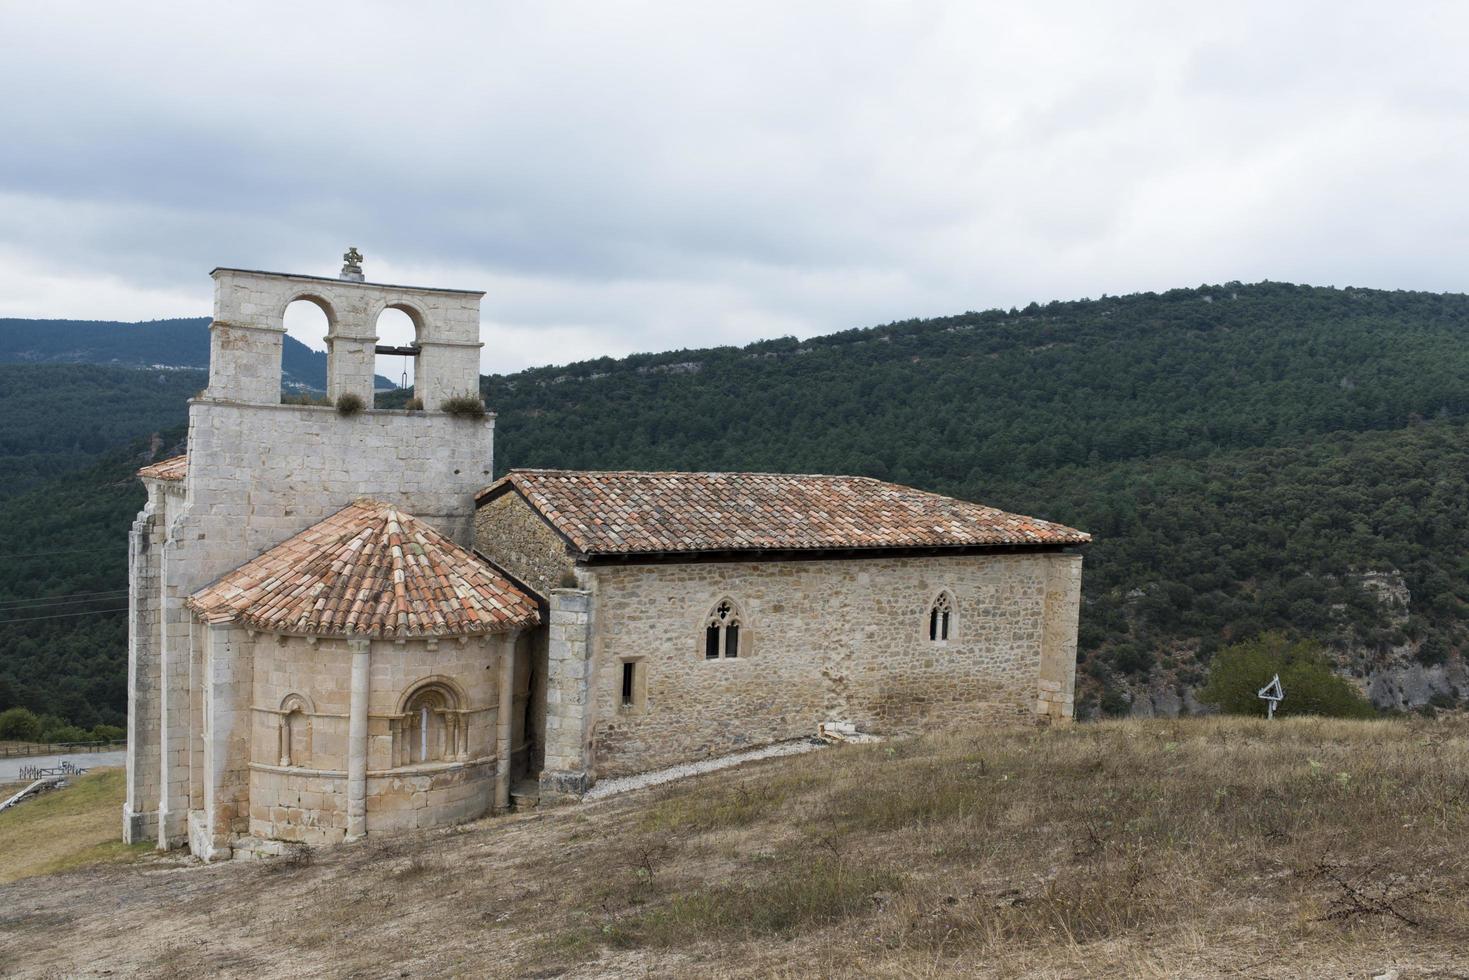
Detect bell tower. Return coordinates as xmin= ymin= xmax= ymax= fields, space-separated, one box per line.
xmin=125 ymin=253 xmax=496 ymax=848
xmin=206 ymin=248 xmax=485 ymax=410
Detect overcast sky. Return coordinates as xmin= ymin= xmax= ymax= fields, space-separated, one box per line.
xmin=3 ymin=2 xmax=1468 ymax=373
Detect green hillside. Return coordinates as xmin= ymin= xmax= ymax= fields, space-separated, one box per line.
xmin=0 ymin=365 xmax=203 ymax=496
xmin=7 ymin=281 xmax=1469 ymax=727
xmin=0 ymin=435 xmax=171 ymax=727
xmin=484 ymin=282 xmax=1469 ymax=480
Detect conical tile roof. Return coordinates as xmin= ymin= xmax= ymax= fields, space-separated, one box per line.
xmin=187 ymin=499 xmax=539 ymax=638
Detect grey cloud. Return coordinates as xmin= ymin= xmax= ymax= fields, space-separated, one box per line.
xmin=3 ymin=1 xmax=1469 ymax=373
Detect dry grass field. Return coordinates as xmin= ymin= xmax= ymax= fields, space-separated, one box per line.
xmin=1 ymin=716 xmax=1467 ymax=978
xmin=0 ymin=769 xmax=151 ymax=883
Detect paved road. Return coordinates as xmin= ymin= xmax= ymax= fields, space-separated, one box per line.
xmin=0 ymin=751 xmax=126 ymax=781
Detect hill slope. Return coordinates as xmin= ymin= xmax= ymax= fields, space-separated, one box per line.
xmin=0 ymin=365 xmax=201 ymax=497
xmin=0 ymin=432 xmax=170 ymax=727
xmin=485 ymin=282 xmax=1469 ymax=480
xmin=1 ymin=718 xmax=1464 ymax=977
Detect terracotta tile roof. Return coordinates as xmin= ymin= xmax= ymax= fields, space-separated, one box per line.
xmin=137 ymin=453 xmax=187 ymax=482
xmin=478 ymin=469 xmax=1090 ymax=556
xmin=187 ymin=499 xmax=540 ymax=637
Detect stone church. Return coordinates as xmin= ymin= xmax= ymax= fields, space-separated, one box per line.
xmin=124 ymin=258 xmax=1089 ymax=860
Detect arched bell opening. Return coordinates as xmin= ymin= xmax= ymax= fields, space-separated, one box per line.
xmin=281 ymin=297 xmax=333 ymax=403
xmin=374 ymin=304 xmax=424 ymax=409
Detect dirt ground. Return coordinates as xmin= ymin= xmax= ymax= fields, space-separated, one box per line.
xmin=1 ymin=717 xmax=1466 ymax=979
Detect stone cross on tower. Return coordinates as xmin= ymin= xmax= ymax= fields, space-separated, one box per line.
xmin=340 ymin=246 xmax=365 ymax=282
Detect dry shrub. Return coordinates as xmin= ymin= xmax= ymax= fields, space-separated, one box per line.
xmin=282 ymin=392 xmax=331 ymax=407
xmin=392 ymin=850 xmax=444 ymax=880
xmin=335 ymin=392 xmax=366 ymax=416
xmin=440 ymin=394 xmax=487 ymax=419
xmin=261 ymin=844 xmax=313 ymax=874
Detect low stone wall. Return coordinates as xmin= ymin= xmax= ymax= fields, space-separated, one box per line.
xmin=249 ymin=766 xmax=349 ymax=845
xmin=249 ymin=759 xmax=498 ymax=842
xmin=365 ymin=759 xmax=497 ymax=833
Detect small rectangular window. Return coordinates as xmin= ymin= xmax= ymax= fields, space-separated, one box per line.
xmin=622 ymin=661 xmax=635 ymax=706
xmin=941 ymin=612 xmax=950 ymax=641
xmin=705 ymin=625 xmax=720 ymax=659
xmin=725 ymin=623 xmax=739 ymax=658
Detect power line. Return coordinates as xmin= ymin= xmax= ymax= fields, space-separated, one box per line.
xmin=0 ymin=590 xmax=130 ymax=609
xmin=0 ymin=548 xmax=118 ymax=560
xmin=0 ymin=606 xmax=128 ymax=626
xmin=0 ymin=590 xmax=129 ymax=605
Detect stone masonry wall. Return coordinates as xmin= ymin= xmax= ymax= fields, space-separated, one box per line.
xmin=136 ymin=400 xmax=491 ymax=851
xmin=474 ymin=491 xmax=575 ymax=596
xmin=582 ymin=551 xmax=1082 ymax=779
xmin=247 ymin=634 xmax=507 ymax=842
xmin=1037 ymin=555 xmax=1083 ymax=721
xmin=363 ymin=635 xmax=501 ymax=769
xmin=540 ymin=590 xmax=593 ymax=796
xmin=184 ymin=399 xmax=493 ymax=556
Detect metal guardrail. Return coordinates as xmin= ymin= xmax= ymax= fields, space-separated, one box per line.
xmin=16 ymin=760 xmax=87 ymax=781
xmin=0 ymin=739 xmax=126 ymax=759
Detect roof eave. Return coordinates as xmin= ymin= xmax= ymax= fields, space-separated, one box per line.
xmin=181 ymin=613 xmax=540 ymax=640
xmin=577 ymin=538 xmax=1090 ymax=565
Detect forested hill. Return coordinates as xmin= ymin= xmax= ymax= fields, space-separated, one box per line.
xmin=477 ymin=281 xmax=1469 ymax=715
xmin=0 ymin=365 xmax=204 ymax=496
xmin=484 ymin=282 xmax=1469 ymax=482
xmin=0 ymin=316 xmax=391 ymax=391
xmin=8 ymin=280 xmax=1469 ymax=727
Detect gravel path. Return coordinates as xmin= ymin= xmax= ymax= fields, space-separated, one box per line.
xmin=582 ymin=737 xmax=828 ymax=801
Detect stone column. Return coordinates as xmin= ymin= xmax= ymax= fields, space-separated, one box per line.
xmin=156 ymin=566 xmax=193 ymax=849
xmin=539 ymin=590 xmax=594 ymax=799
xmin=326 ymin=332 xmax=378 ymax=406
xmin=496 ymin=632 xmax=516 ymax=811
xmin=193 ymin=624 xmax=250 ymax=862
xmin=346 ymin=639 xmax=371 ymax=840
xmin=1037 ymin=553 xmax=1084 ymax=723
xmin=417 ymin=339 xmax=484 ymax=410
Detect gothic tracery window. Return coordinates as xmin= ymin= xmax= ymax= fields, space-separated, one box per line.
xmin=929 ymin=592 xmax=954 ymax=642
xmin=705 ymin=599 xmax=743 ymax=659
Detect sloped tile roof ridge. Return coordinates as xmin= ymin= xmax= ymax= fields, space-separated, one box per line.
xmin=507 ymin=466 xmax=863 ymax=478
xmin=186 ymin=498 xmax=540 ymax=638
xmin=137 ymin=453 xmax=188 ymax=482
xmin=480 ymin=468 xmax=1091 ymax=555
